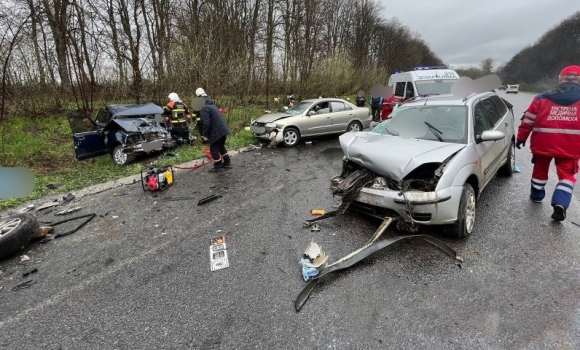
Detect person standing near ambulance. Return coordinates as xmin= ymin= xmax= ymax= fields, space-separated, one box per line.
xmin=370 ymin=94 xmax=383 ymax=122
xmin=516 ymin=65 xmax=580 ymax=221
xmin=194 ymin=88 xmax=231 ymax=172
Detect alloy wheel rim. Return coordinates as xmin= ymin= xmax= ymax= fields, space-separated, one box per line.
xmin=465 ymin=192 xmax=476 ymax=233
xmin=0 ymin=218 xmax=21 ymax=236
xmin=114 ymin=149 xmax=127 ymax=165
xmin=350 ymin=123 xmax=360 ymax=132
xmin=285 ymin=131 xmax=297 ymax=145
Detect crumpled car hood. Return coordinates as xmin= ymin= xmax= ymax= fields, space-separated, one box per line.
xmin=255 ymin=112 xmax=291 ymax=123
xmin=339 ymin=132 xmax=466 ymax=181
xmin=105 ymin=118 xmax=165 ymax=133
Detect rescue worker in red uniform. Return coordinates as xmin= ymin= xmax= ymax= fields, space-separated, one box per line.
xmin=517 ymin=65 xmax=580 ymax=221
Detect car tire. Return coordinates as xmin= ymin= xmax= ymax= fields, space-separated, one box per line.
xmin=112 ymin=145 xmax=134 ymax=165
xmin=498 ymin=141 xmax=515 ymax=176
xmin=347 ymin=121 xmax=362 ymax=132
xmin=449 ymin=183 xmax=476 ymax=239
xmin=0 ymin=213 xmax=40 ymax=260
xmin=282 ymin=127 xmax=300 ymax=147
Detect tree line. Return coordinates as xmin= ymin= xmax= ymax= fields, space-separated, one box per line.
xmin=499 ymin=11 xmax=580 ymax=92
xmin=0 ymin=0 xmax=444 ymax=119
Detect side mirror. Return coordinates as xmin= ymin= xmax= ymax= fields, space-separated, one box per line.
xmin=477 ymin=130 xmax=505 ymax=143
xmin=307 ymin=110 xmax=315 ymax=116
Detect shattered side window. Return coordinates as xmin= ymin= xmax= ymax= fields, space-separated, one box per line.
xmin=95 ymin=109 xmax=109 ymax=124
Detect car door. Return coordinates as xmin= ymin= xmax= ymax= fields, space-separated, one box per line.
xmin=329 ymin=101 xmax=352 ymax=132
xmin=302 ymin=101 xmax=333 ymax=136
xmin=394 ymin=82 xmax=406 ymax=103
xmin=67 ymin=115 xmax=108 ymax=160
xmin=404 ymin=82 xmax=416 ymax=100
xmin=480 ymin=97 xmax=507 ymax=150
xmin=473 ymin=102 xmax=505 ymax=184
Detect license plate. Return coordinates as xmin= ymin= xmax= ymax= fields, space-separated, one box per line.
xmin=142 ymin=139 xmax=164 ymax=152
xmin=250 ymin=126 xmax=266 ymax=134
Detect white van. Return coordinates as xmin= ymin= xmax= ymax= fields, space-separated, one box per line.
xmin=388 ymin=66 xmax=460 ymax=103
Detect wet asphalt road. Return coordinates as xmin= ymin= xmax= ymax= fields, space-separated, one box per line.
xmin=1 ymin=91 xmax=580 ymax=349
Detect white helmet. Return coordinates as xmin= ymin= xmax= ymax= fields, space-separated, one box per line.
xmin=168 ymin=92 xmax=180 ymax=101
xmin=195 ymin=88 xmax=207 ymax=97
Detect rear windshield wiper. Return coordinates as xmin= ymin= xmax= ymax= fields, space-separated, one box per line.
xmin=424 ymin=121 xmax=444 ymax=142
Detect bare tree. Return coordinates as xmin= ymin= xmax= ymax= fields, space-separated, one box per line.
xmin=41 ymin=0 xmax=71 ymax=94
xmin=481 ymin=58 xmax=494 ymax=75
xmin=0 ymin=3 xmax=30 ymax=163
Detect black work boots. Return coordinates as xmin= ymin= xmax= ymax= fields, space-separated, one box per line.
xmin=208 ymin=155 xmax=231 ymax=172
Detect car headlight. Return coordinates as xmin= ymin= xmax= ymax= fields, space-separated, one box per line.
xmin=265 ymin=122 xmax=277 ymax=128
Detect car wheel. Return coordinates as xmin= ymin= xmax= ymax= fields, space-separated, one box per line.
xmin=498 ymin=140 xmax=515 ymax=176
xmin=282 ymin=127 xmax=300 ymax=147
xmin=449 ymin=183 xmax=476 ymax=239
xmin=112 ymin=145 xmax=134 ymax=165
xmin=347 ymin=121 xmax=362 ymax=132
xmin=0 ymin=213 xmax=40 ymax=260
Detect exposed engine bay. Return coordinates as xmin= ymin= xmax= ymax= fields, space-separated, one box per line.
xmin=331 ymin=158 xmax=449 ymax=194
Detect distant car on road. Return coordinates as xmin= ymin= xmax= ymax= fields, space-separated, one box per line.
xmin=68 ymin=103 xmax=176 ymax=165
xmin=506 ymin=84 xmax=519 ymax=94
xmin=250 ymin=98 xmax=371 ymax=147
xmin=498 ymin=85 xmax=507 ymax=90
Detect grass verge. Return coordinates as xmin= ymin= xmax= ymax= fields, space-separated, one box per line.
xmin=0 ymin=107 xmax=262 ymax=211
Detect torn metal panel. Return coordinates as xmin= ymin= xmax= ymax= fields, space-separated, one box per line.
xmin=295 ymin=217 xmax=462 ymax=312
xmin=338 ymin=132 xmax=465 ymax=181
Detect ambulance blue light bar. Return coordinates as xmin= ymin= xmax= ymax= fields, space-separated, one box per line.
xmin=413 ymin=66 xmax=447 ymax=70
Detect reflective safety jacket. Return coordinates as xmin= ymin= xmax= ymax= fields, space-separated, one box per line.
xmin=163 ymin=100 xmax=192 ymax=125
xmin=517 ymin=82 xmax=580 ymax=158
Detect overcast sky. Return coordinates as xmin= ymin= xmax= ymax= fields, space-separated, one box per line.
xmin=381 ymin=0 xmax=579 ymax=69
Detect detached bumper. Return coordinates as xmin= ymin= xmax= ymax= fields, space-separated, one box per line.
xmin=353 ymin=186 xmax=463 ymax=225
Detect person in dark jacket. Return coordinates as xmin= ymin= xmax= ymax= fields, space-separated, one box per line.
xmin=370 ymin=94 xmax=383 ymax=122
xmin=194 ymin=88 xmax=231 ymax=172
xmin=163 ymin=92 xmax=193 ymax=144
xmin=355 ymin=95 xmax=366 ymax=107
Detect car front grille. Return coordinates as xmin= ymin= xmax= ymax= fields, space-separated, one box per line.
xmin=253 ymin=122 xmax=266 ymax=127
xmin=144 ymin=132 xmax=161 ymax=142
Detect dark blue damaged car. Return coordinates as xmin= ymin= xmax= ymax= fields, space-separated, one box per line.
xmin=67 ymin=103 xmax=176 ymax=165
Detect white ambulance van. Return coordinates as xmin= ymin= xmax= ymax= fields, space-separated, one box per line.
xmin=388 ymin=66 xmax=460 ymax=103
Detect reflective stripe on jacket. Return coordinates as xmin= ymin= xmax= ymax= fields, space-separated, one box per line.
xmin=517 ymin=83 xmax=580 ymax=158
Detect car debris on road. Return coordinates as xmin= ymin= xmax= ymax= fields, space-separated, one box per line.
xmin=295 ymin=217 xmax=463 ymax=312
xmin=55 ymin=207 xmax=82 ymax=216
xmin=12 ymin=280 xmax=35 ymax=291
xmin=198 ymin=194 xmax=222 ymax=206
xmin=300 ymin=241 xmax=328 ymax=281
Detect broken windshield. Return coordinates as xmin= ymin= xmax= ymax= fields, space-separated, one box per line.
xmin=372 ymin=105 xmax=468 ymax=144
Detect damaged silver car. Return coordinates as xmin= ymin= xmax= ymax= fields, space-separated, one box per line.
xmin=250 ymin=98 xmax=371 ymax=147
xmin=331 ymin=92 xmax=515 ymax=238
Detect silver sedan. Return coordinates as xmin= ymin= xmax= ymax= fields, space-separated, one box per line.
xmin=250 ymin=98 xmax=372 ymax=147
